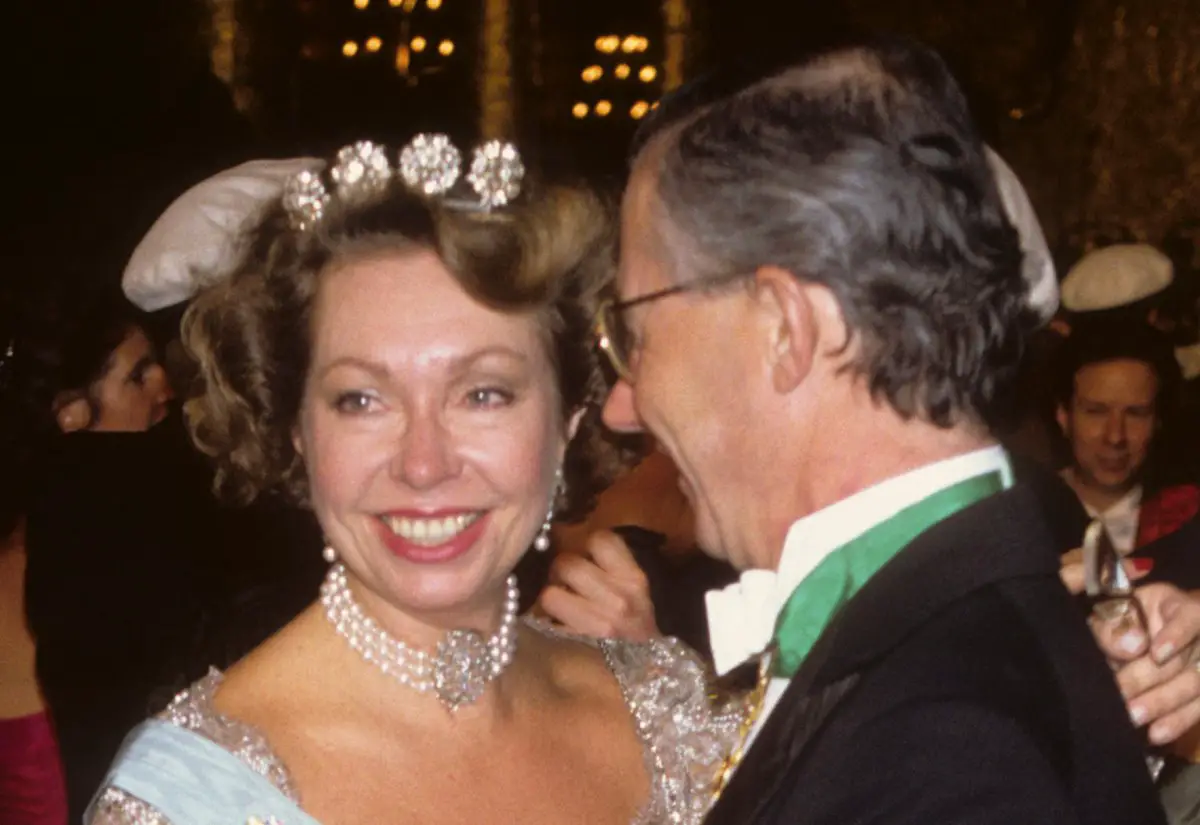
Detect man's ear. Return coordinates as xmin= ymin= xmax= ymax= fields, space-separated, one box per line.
xmin=53 ymin=393 xmax=92 ymax=433
xmin=292 ymin=426 xmax=305 ymax=458
xmin=1055 ymin=403 xmax=1070 ymax=437
xmin=751 ymin=266 xmax=843 ymax=394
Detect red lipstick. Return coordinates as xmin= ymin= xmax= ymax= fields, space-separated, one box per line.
xmin=374 ymin=510 xmax=489 ymax=564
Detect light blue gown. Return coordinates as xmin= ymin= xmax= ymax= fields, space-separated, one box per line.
xmin=86 ymin=626 xmax=747 ymax=825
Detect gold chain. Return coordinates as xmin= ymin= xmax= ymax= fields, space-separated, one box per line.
xmin=711 ymin=648 xmax=775 ymax=803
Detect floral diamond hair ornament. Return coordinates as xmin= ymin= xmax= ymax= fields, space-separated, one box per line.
xmin=331 ymin=140 xmax=393 ymax=201
xmin=467 ymin=140 xmax=526 ymax=210
xmin=281 ymin=134 xmax=525 ymax=230
xmin=281 ymin=168 xmax=330 ymax=232
xmin=398 ymin=133 xmax=462 ymax=196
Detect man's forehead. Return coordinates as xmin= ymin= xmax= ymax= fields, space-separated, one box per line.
xmin=620 ymin=163 xmax=658 ymax=228
xmin=1074 ymin=362 xmax=1160 ymax=397
xmin=616 ymin=168 xmax=666 ymax=291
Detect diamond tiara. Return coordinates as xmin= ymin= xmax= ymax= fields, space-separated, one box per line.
xmin=282 ymin=135 xmax=525 ymax=231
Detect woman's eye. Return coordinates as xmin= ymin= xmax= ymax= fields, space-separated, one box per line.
xmin=334 ymin=392 xmax=377 ymax=415
xmin=466 ymin=387 xmax=514 ymax=409
xmin=127 ymin=360 xmax=156 ymax=387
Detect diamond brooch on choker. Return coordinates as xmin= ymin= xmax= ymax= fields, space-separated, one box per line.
xmin=319 ymin=563 xmax=520 ymax=712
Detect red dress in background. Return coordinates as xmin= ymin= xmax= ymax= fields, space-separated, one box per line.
xmin=1136 ymin=484 xmax=1200 ymax=548
xmin=0 ymin=711 xmax=68 ymax=825
xmin=1 ymin=533 xmax=67 ymax=825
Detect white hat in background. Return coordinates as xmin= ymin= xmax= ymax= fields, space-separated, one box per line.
xmin=122 ymin=157 xmax=321 ymax=311
xmin=983 ymin=146 xmax=1058 ymax=325
xmin=1060 ymin=243 xmax=1174 ymax=314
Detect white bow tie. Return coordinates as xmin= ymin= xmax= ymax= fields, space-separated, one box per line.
xmin=705 ymin=569 xmax=782 ymax=676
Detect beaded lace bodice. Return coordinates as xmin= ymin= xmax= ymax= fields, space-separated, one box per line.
xmin=90 ymin=621 xmax=747 ymax=825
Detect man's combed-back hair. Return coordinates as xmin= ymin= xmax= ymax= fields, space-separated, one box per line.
xmin=646 ymin=37 xmax=1028 ymax=429
xmin=182 ymin=173 xmax=621 ymax=522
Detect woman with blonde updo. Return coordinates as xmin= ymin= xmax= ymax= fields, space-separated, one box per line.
xmin=88 ymin=140 xmax=743 ymax=825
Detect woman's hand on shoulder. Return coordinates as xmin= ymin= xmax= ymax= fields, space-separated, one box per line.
xmin=535 ymin=530 xmax=661 ymax=642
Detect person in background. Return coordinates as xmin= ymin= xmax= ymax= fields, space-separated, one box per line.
xmin=1053 ymin=322 xmax=1200 ymax=602
xmin=1056 ymin=321 xmax=1199 ymax=553
xmin=1 ymin=284 xmax=171 ymax=823
xmin=19 ymin=278 xmax=327 ymax=822
xmin=0 ymin=289 xmax=68 ymax=825
xmin=11 ymin=286 xmax=203 ymax=822
xmin=1009 ymin=243 xmax=1184 ymax=467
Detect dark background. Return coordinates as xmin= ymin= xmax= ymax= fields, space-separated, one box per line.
xmin=11 ymin=0 xmax=1200 ymax=302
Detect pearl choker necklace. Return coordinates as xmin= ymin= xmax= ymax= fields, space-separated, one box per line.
xmin=319 ymin=563 xmax=520 ymax=711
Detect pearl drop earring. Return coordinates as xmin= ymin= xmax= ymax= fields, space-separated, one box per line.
xmin=533 ymin=469 xmax=564 ymax=552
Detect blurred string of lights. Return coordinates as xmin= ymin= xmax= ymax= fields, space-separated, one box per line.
xmin=210 ymin=0 xmax=236 ymax=84
xmin=340 ymin=0 xmax=452 ymax=80
xmin=662 ymin=0 xmax=689 ymax=92
xmin=573 ymin=33 xmax=659 ymax=120
xmin=207 ymin=0 xmax=255 ymax=112
xmin=479 ymin=0 xmax=514 ymax=138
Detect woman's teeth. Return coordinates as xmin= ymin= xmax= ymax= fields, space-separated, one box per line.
xmin=384 ymin=512 xmax=481 ymax=546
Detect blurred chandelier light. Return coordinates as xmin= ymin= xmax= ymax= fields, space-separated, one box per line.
xmin=389 ymin=0 xmax=403 ymax=5
xmin=411 ymin=36 xmax=427 ymax=52
xmin=631 ymin=100 xmax=650 ymax=119
xmin=342 ymin=40 xmax=359 ymax=57
xmin=427 ymin=0 xmax=442 ymax=6
xmin=639 ymin=65 xmax=657 ymax=82
xmin=595 ymin=100 xmax=612 ymax=116
xmin=438 ymin=39 xmax=454 ymax=56
xmin=572 ymin=102 xmax=589 ymax=118
xmin=621 ymin=35 xmax=639 ymax=53
xmin=615 ymin=64 xmax=631 ymax=79
xmin=366 ymin=36 xmax=383 ymax=52
xmin=595 ymin=35 xmax=620 ymax=54
xmin=354 ymin=0 xmax=369 ymax=8
xmin=581 ymin=65 xmax=602 ymax=82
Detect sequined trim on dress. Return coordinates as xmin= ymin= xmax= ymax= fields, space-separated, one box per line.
xmin=158 ymin=668 xmax=300 ymax=802
xmin=526 ymin=619 xmax=749 ymax=825
xmin=91 ymin=620 xmax=745 ymax=825
xmin=88 ymin=669 xmax=299 ymax=825
xmin=90 ymin=787 xmax=172 ymax=825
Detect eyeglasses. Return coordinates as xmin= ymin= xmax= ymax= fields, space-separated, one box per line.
xmin=595 ymin=274 xmax=748 ymax=383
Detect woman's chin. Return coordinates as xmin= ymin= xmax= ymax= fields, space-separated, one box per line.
xmin=374 ymin=570 xmax=512 ymax=629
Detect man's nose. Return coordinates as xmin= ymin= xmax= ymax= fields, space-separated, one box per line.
xmin=149 ymin=364 xmax=173 ymax=402
xmin=1103 ymin=412 xmax=1127 ymax=445
xmin=602 ymin=378 xmax=643 ymax=434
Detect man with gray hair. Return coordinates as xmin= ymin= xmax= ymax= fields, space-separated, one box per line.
xmin=595 ymin=37 xmax=1166 ymax=824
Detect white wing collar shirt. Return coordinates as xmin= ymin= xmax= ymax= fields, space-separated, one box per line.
xmin=704 ymin=446 xmax=1014 ymax=740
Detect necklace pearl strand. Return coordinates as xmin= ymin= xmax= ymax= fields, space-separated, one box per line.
xmin=319 ymin=563 xmax=520 ymax=711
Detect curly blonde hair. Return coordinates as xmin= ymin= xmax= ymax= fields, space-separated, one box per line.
xmin=181 ymin=173 xmax=624 ymax=522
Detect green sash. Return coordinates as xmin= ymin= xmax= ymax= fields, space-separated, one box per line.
xmin=772 ymin=471 xmax=1005 ymax=677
